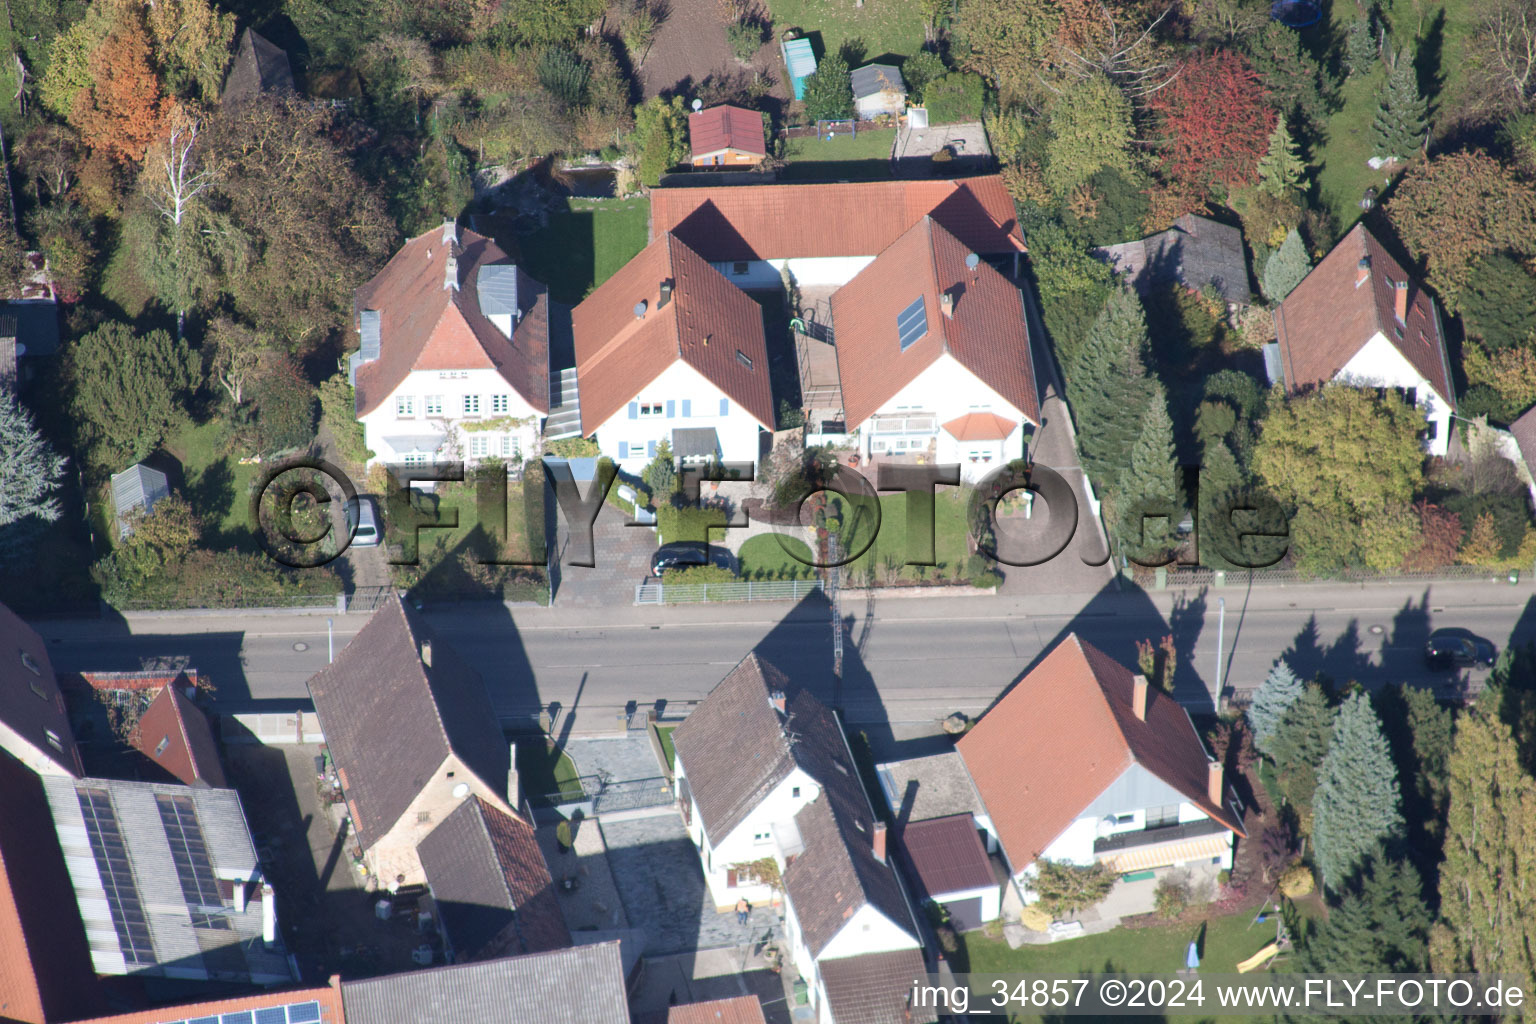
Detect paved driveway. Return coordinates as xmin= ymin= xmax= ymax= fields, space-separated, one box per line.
xmin=553 ymin=501 xmax=658 ymax=607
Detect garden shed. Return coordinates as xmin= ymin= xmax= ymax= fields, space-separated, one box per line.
xmin=110 ymin=463 xmax=171 ymax=539
xmin=781 ymin=37 xmax=817 ymax=100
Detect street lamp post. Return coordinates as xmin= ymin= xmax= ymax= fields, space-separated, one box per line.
xmin=327 ymin=618 xmax=334 ymax=664
xmin=1215 ymin=598 xmax=1226 ymax=698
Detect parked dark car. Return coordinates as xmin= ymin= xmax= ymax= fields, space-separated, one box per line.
xmin=650 ymin=542 xmax=737 ymax=577
xmin=1424 ymin=629 xmax=1497 ymax=670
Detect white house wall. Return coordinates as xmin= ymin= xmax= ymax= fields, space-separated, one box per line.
xmin=696 ymin=768 xmax=820 ymax=907
xmin=936 ymin=883 xmax=1002 ymax=924
xmin=1335 ymin=332 xmax=1452 ymax=456
xmin=591 ymin=360 xmax=767 ymax=472
xmin=711 ymin=256 xmax=878 ymax=291
xmin=817 ymin=903 xmax=920 ymax=961
xmin=362 ymin=367 xmax=543 ymax=469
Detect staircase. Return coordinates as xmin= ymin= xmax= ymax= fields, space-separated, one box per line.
xmin=544 ymin=368 xmax=582 ymax=439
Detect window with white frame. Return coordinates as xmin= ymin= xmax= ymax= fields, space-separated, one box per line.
xmin=500 ymin=434 xmax=520 ymax=459
xmin=752 ymin=830 xmax=771 ymax=844
xmin=396 ymin=395 xmax=415 ymax=416
xmin=402 ymin=451 xmax=428 ymax=466
xmin=469 ymin=435 xmax=489 ymax=458
xmin=491 ymin=394 xmax=509 ymax=414
xmin=425 ymin=395 xmax=444 ymax=415
xmin=438 ymin=370 xmax=468 ymax=379
xmin=463 ymin=395 xmax=481 ymax=415
xmin=640 ymin=403 xmax=662 ymax=416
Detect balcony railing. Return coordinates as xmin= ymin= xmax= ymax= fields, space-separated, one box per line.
xmin=1091 ymin=815 xmax=1229 ymax=854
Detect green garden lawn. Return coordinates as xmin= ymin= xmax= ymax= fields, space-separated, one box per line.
xmin=837 ymin=490 xmax=972 ymax=581
xmin=738 ymin=533 xmax=817 ymax=579
xmin=782 ymin=127 xmax=896 ymax=180
xmin=165 ymin=420 xmax=260 ymax=551
xmin=516 ymin=197 xmax=650 ymax=303
xmin=766 ymin=0 xmax=927 ymax=66
xmin=517 ymin=739 xmax=584 ymax=805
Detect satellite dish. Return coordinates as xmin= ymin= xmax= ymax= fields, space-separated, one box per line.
xmin=452 ymin=783 xmax=470 ymax=799
xmin=633 ymin=300 xmax=648 ymax=319
xmin=965 ymin=253 xmax=980 ymax=270
xmin=691 ymin=98 xmax=703 ymax=112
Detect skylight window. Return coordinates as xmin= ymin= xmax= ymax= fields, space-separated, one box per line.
xmin=736 ymin=350 xmax=753 ymax=369
xmin=897 ymin=296 xmax=927 ymax=351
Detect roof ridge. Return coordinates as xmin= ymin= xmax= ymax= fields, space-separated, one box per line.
xmin=1072 ymin=636 xmax=1137 ymax=777
xmin=166 ymin=684 xmax=199 ymax=779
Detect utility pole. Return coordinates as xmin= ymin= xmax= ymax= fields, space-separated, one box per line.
xmin=327 ymin=618 xmax=334 ymax=664
xmin=1214 ymin=598 xmax=1226 ymax=700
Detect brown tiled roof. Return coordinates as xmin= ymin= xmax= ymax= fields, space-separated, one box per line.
xmin=671 ymin=653 xmax=797 ymax=844
xmin=306 ymin=593 xmax=509 ymax=850
xmin=572 ymin=233 xmax=773 ymax=434
xmin=957 ymin=634 xmax=1244 ymax=870
xmin=0 ymin=750 xmax=100 ymax=1024
xmin=689 ymin=106 xmax=766 ymax=157
xmin=1510 ymin=405 xmax=1536 ymax=478
xmin=831 ymin=216 xmax=1040 ymax=428
xmin=635 ymin=995 xmax=768 ymax=1024
xmin=1274 ymin=223 xmax=1453 ymax=406
xmin=418 ymin=797 xmax=571 ymax=961
xmin=783 ymin=794 xmax=914 ymax=959
xmin=128 ymin=683 xmax=226 ymax=788
xmin=67 ymin=979 xmax=344 ymax=1024
xmin=941 ymin=411 xmax=1018 ymax=442
xmin=649 ymin=176 xmax=1026 ymax=260
xmin=0 ymin=600 xmax=82 ymax=776
xmin=894 ymin=813 xmax=994 ymax=899
xmin=353 ymin=227 xmax=549 ymax=416
xmin=817 ymin=949 xmax=937 ymax=1024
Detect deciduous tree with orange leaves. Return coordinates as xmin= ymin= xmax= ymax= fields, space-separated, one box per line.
xmin=1149 ymin=50 xmax=1275 ymax=194
xmin=70 ymin=17 xmax=168 ymax=163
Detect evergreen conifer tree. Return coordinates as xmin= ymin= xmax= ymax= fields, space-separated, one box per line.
xmin=1117 ymin=391 xmax=1183 ymax=554
xmin=1372 ymin=49 xmax=1428 ymax=160
xmin=1298 ymin=847 xmax=1430 ymax=974
xmin=1269 ymin=682 xmax=1335 ymax=821
xmin=1248 ymin=661 xmax=1303 ymax=755
xmin=1313 ymin=692 xmax=1405 ymax=892
xmin=1067 ymin=287 xmax=1158 ymax=494
xmin=1257 ymin=115 xmax=1306 ymax=197
xmin=1263 ymin=228 xmax=1311 ymax=301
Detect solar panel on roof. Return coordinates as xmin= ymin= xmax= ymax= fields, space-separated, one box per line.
xmin=157 ymin=793 xmax=231 ymax=930
xmin=223 ymin=1013 xmax=253 ymax=1024
xmin=78 ymin=787 xmax=157 ymax=966
xmin=255 ymin=1009 xmax=286 ymax=1024
xmin=287 ymin=1003 xmax=322 ymax=1023
xmin=896 ymin=296 xmax=928 ymax=351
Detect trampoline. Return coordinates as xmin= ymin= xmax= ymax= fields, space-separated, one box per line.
xmin=1271 ymin=0 xmax=1322 ymax=27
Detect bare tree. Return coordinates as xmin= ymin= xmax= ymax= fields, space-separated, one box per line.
xmin=205 ymin=318 xmax=262 ymax=406
xmin=1469 ymin=0 xmax=1536 ymax=113
xmin=147 ymin=118 xmax=214 ymax=230
xmin=1045 ymin=3 xmax=1180 ymax=99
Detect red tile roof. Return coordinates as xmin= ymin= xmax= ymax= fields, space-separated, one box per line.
xmin=957 ymin=634 xmax=1244 ymax=869
xmin=65 ymin=979 xmax=344 ymax=1024
xmin=0 ymin=600 xmax=82 ymax=777
xmin=637 ymin=995 xmax=768 ymax=1024
xmin=894 ymin=813 xmax=995 ymax=898
xmin=572 ymin=233 xmax=774 ymax=434
xmin=942 ymin=411 xmax=1018 ymax=442
xmin=352 ymin=227 xmax=548 ymax=416
xmin=831 ymin=217 xmax=1040 ymax=428
xmin=0 ymin=750 xmax=100 ymax=1024
xmin=128 ymin=683 xmax=226 ymax=788
xmin=689 ymin=105 xmax=766 ymax=158
xmin=649 ymin=176 xmax=1025 ymax=261
xmin=817 ymin=949 xmax=937 ymax=1024
xmin=1274 ymin=223 xmax=1453 ymax=406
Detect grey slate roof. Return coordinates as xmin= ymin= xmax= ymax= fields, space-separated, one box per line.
xmin=818 ymin=949 xmax=937 ymax=1024
xmin=877 ymin=751 xmax=986 ymax=823
xmin=851 ymin=63 xmax=906 ymax=100
xmin=306 ymin=593 xmax=510 ymax=850
xmin=418 ymin=796 xmax=571 ymax=961
xmin=222 ymin=28 xmax=295 ymax=103
xmin=340 ymin=941 xmax=630 ymax=1024
xmin=1093 ymin=214 xmax=1251 ymax=305
xmin=671 ymin=426 xmax=720 ymax=460
xmin=110 ymin=463 xmax=171 ymax=539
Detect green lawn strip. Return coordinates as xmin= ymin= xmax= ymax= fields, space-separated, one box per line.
xmin=517 ymin=738 xmax=585 ymax=804
xmin=838 ymin=490 xmax=971 ymax=581
xmin=165 ymin=419 xmax=261 ymax=550
xmin=957 ymin=907 xmax=1288 ymax=1024
xmin=765 ymin=0 xmax=926 ymax=66
xmin=655 ymin=725 xmax=677 ymax=773
xmin=738 ymin=533 xmax=817 ymax=579
xmin=515 ymin=197 xmax=650 ymax=304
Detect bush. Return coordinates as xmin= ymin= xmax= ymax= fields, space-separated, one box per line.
xmin=537 ymin=46 xmax=589 ymax=107
xmin=657 ymin=502 xmax=726 ymax=543
xmin=802 ymin=51 xmax=853 ymax=121
xmin=1217 ymin=868 xmax=1231 ymax=887
xmin=726 ymin=20 xmax=762 ymax=62
xmin=546 ymin=436 xmax=601 ymax=458
xmin=664 ymin=564 xmax=736 ymax=584
xmin=556 ymin=820 xmax=573 ymax=851
xmin=1154 ymin=875 xmax=1191 ymax=919
xmin=903 ymin=49 xmax=947 ymax=104
xmin=1279 ymin=864 xmax=1315 ymax=898
xmin=319 ymin=373 xmax=372 ymax=467
xmin=923 ymin=72 xmax=984 ymax=125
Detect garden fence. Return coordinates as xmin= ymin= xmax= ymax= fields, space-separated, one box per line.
xmin=1138 ymin=564 xmax=1527 ymax=590
xmin=634 ymin=578 xmax=826 ymax=604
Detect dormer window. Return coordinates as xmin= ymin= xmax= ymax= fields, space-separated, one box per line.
xmin=20 ymin=650 xmax=41 ymax=675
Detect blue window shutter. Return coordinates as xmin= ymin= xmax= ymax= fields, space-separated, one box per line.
xmin=719 ymin=398 xmax=729 ymax=416
xmin=682 ymin=399 xmax=691 ymax=418
xmin=628 ymin=402 xmax=638 ymax=419
xmin=618 ymin=441 xmax=629 ymax=458
xmin=666 ymin=400 xmax=675 ymax=418
xmin=648 ymin=440 xmax=657 ymax=458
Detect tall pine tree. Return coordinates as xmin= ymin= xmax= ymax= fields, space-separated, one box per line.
xmin=1244 ymin=20 xmax=1333 ymax=131
xmin=1435 ymin=700 xmax=1536 ymax=981
xmin=1067 ymin=287 xmax=1158 ymax=495
xmin=1116 ymin=390 xmax=1184 ymax=555
xmin=1298 ymin=847 xmax=1431 ymax=975
xmin=1269 ymin=682 xmax=1335 ymax=823
xmin=1263 ymin=228 xmax=1311 ymax=301
xmin=1312 ymin=692 xmax=1405 ymax=892
xmin=1248 ymin=661 xmax=1303 ymax=755
xmin=1372 ymin=49 xmax=1427 ymax=160
xmin=1257 ymin=115 xmax=1306 ymax=197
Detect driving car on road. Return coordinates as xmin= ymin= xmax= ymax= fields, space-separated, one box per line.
xmin=650 ymin=541 xmax=737 ymax=577
xmin=1424 ymin=628 xmax=1496 ymax=670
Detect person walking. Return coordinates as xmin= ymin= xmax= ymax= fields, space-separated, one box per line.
xmin=735 ymin=897 xmax=750 ymax=925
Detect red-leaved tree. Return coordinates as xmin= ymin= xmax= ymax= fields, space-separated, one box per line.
xmin=71 ymin=18 xmax=169 ymax=164
xmin=1149 ymin=50 xmax=1275 ymax=193
xmin=1403 ymin=499 xmax=1463 ymax=571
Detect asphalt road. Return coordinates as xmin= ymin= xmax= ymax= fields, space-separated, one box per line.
xmin=34 ymin=578 xmax=1536 ymax=743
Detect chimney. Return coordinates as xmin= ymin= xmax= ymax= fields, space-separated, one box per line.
xmin=1393 ymin=279 xmax=1408 ymax=323
xmin=1132 ymin=674 xmax=1149 ymax=721
xmin=420 ymin=640 xmax=432 ymax=667
xmin=939 ymin=291 xmax=954 ymax=318
xmin=441 ymin=218 xmax=458 ymax=246
xmin=872 ymin=822 xmax=887 ymax=864
xmin=1207 ymin=760 xmax=1224 ymax=807
xmin=1356 ymin=256 xmax=1370 ymax=287
xmin=444 ymin=254 xmax=459 ymax=291
xmin=769 ymin=690 xmax=786 ymax=713
xmin=659 ymin=279 xmax=674 ymax=308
